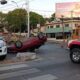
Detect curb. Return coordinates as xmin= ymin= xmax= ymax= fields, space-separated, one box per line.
xmin=0 ymin=52 xmax=37 ymax=66
xmin=47 ymin=40 xmax=63 ymax=44
xmin=47 ymin=40 xmax=68 ymax=49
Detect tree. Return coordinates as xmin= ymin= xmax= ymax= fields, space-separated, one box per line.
xmin=30 ymin=12 xmax=45 ymax=29
xmin=6 ymin=9 xmax=27 ymax=32
xmin=50 ymin=13 xmax=56 ymax=21
xmin=6 ymin=9 xmax=45 ymax=32
xmin=0 ymin=12 xmax=8 ymax=32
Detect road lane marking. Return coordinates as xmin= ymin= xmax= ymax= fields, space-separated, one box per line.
xmin=28 ymin=74 xmax=58 ymax=80
xmin=0 ymin=64 xmax=29 ymax=71
xmin=0 ymin=68 xmax=40 ymax=80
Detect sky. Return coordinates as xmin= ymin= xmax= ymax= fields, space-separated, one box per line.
xmin=0 ymin=0 xmax=80 ymax=17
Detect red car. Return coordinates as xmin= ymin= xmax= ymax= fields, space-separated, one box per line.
xmin=68 ymin=39 xmax=80 ymax=63
xmin=7 ymin=33 xmax=47 ymax=53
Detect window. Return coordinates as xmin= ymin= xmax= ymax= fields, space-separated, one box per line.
xmin=65 ymin=24 xmax=69 ymax=27
xmin=50 ymin=26 xmax=53 ymax=28
xmin=56 ymin=25 xmax=60 ymax=28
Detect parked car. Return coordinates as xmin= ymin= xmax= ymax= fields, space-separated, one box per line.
xmin=7 ymin=33 xmax=47 ymax=53
xmin=0 ymin=36 xmax=7 ymax=60
xmin=68 ymin=39 xmax=80 ymax=63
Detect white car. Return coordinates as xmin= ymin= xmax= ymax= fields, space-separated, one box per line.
xmin=0 ymin=37 xmax=7 ymax=60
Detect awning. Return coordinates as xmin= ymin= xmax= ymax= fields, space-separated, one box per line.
xmin=45 ymin=27 xmax=72 ymax=33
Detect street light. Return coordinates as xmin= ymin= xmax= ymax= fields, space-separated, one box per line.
xmin=11 ymin=1 xmax=19 ymax=33
xmin=11 ymin=1 xmax=18 ymax=8
xmin=11 ymin=1 xmax=22 ymax=34
xmin=11 ymin=0 xmax=30 ymax=37
xmin=1 ymin=0 xmax=7 ymax=5
xmin=0 ymin=0 xmax=30 ymax=37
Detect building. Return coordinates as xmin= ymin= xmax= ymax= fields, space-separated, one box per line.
xmin=45 ymin=18 xmax=80 ymax=39
xmin=30 ymin=26 xmax=46 ymax=37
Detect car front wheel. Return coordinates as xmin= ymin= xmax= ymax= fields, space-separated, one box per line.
xmin=0 ymin=55 xmax=6 ymax=60
xmin=70 ymin=48 xmax=80 ymax=63
xmin=15 ymin=40 xmax=23 ymax=48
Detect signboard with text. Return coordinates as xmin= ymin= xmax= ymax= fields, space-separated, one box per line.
xmin=56 ymin=2 xmax=80 ymax=18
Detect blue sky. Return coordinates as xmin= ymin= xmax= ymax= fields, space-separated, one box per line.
xmin=1 ymin=0 xmax=80 ymax=17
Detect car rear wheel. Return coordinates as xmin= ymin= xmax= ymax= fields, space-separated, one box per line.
xmin=38 ymin=32 xmax=44 ymax=40
xmin=70 ymin=48 xmax=80 ymax=63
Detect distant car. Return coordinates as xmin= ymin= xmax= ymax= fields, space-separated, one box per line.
xmin=7 ymin=33 xmax=47 ymax=53
xmin=68 ymin=39 xmax=80 ymax=63
xmin=0 ymin=36 xmax=7 ymax=60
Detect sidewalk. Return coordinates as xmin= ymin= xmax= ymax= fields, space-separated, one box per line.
xmin=47 ymin=38 xmax=68 ymax=48
xmin=0 ymin=52 xmax=37 ymax=66
xmin=47 ymin=38 xmax=67 ymax=43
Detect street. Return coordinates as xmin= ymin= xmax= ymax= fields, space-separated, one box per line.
xmin=0 ymin=42 xmax=80 ymax=80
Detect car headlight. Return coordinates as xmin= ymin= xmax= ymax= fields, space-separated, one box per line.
xmin=0 ymin=42 xmax=6 ymax=48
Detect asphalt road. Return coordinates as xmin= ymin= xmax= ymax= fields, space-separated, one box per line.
xmin=1 ymin=42 xmax=80 ymax=80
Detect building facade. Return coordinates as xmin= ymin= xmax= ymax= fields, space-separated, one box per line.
xmin=45 ymin=18 xmax=80 ymax=39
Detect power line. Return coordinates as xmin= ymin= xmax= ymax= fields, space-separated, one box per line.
xmin=0 ymin=4 xmax=53 ymax=13
xmin=0 ymin=0 xmax=53 ymax=14
xmin=29 ymin=0 xmax=39 ymax=2
xmin=0 ymin=7 xmax=53 ymax=13
xmin=30 ymin=9 xmax=53 ymax=12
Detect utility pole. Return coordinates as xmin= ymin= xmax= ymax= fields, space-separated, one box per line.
xmin=71 ymin=10 xmax=74 ymax=38
xmin=61 ymin=15 xmax=65 ymax=47
xmin=61 ymin=15 xmax=64 ymax=40
xmin=11 ymin=1 xmax=22 ymax=34
xmin=26 ymin=0 xmax=30 ymax=38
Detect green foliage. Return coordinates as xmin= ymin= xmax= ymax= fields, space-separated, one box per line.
xmin=30 ymin=12 xmax=45 ymax=29
xmin=0 ymin=12 xmax=8 ymax=31
xmin=6 ymin=9 xmax=27 ymax=32
xmin=5 ymin=9 xmax=46 ymax=32
xmin=50 ymin=13 xmax=56 ymax=21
